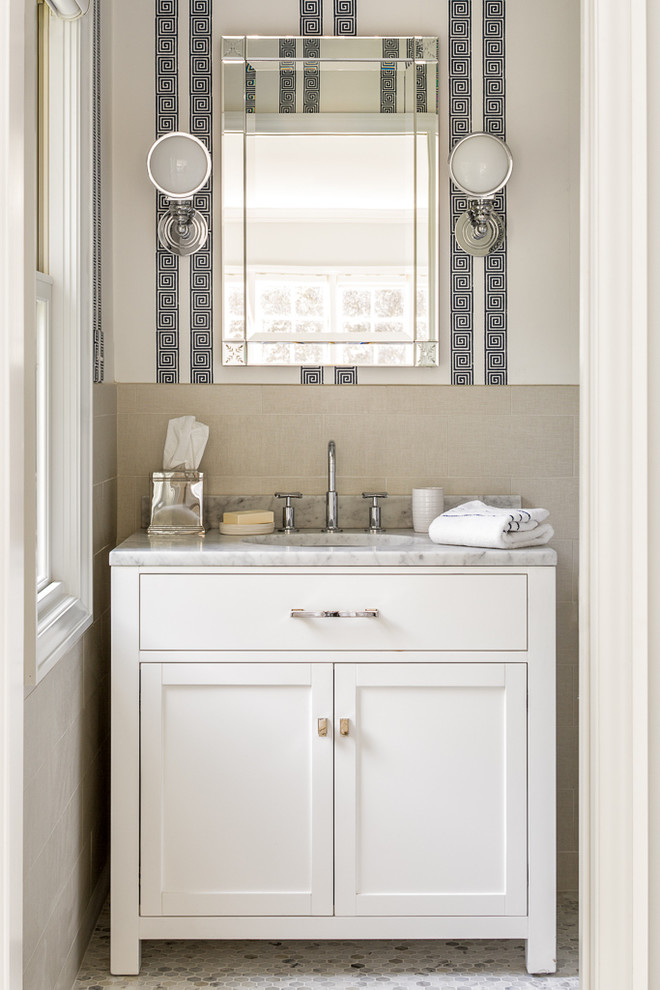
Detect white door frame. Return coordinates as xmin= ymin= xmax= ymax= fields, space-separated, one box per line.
xmin=0 ymin=2 xmax=656 ymax=989
xmin=580 ymin=0 xmax=653 ymax=988
xmin=0 ymin=0 xmax=27 ymax=988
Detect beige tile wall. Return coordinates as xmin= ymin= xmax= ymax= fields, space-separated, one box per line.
xmin=23 ymin=383 xmax=117 ymax=990
xmin=117 ymin=382 xmax=579 ymax=892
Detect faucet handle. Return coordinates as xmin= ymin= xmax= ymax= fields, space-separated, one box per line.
xmin=362 ymin=492 xmax=388 ymax=533
xmin=274 ymin=492 xmax=303 ymax=533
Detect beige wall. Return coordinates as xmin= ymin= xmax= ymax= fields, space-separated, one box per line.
xmin=23 ymin=383 xmax=117 ymax=990
xmin=117 ymin=381 xmax=579 ymax=891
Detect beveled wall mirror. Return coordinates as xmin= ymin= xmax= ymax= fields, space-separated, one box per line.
xmin=221 ymin=36 xmax=439 ymax=368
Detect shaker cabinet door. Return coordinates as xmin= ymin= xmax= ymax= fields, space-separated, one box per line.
xmin=140 ymin=662 xmax=334 ymax=917
xmin=334 ymin=663 xmax=528 ymax=918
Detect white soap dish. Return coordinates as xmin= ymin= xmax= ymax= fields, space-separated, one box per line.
xmin=219 ymin=521 xmax=275 ymax=536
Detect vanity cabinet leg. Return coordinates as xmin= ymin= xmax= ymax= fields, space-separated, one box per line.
xmin=110 ymin=931 xmax=141 ymax=976
xmin=525 ymin=933 xmax=557 ymax=976
xmin=525 ymin=567 xmax=557 ymax=976
xmin=111 ymin=566 xmax=142 ymax=975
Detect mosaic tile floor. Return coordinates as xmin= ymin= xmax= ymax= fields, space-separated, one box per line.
xmin=73 ymin=896 xmax=578 ymax=990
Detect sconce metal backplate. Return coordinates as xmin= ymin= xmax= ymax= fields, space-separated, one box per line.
xmin=454 ymin=203 xmax=505 ymax=257
xmin=157 ymin=203 xmax=209 ymax=257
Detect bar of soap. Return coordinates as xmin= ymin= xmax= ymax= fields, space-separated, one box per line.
xmin=222 ymin=509 xmax=274 ymax=525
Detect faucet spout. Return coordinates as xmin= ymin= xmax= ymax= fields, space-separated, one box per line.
xmin=324 ymin=440 xmax=341 ymax=532
xmin=328 ymin=440 xmax=336 ymax=492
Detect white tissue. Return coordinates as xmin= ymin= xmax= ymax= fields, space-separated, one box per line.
xmin=162 ymin=415 xmax=209 ymax=471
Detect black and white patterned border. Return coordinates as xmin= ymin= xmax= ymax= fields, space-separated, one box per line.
xmin=155 ymin=0 xmax=179 ymax=382
xmin=334 ymin=0 xmax=356 ymax=36
xmin=279 ymin=38 xmax=296 ymax=114
xmin=335 ymin=366 xmax=358 ymax=385
xmin=381 ymin=39 xmax=398 ymax=113
xmin=449 ymin=0 xmax=473 ymax=385
xmin=303 ymin=38 xmax=320 ymax=113
xmin=92 ymin=0 xmax=103 ymax=382
xmin=301 ymin=366 xmax=324 ymax=385
xmin=300 ymin=0 xmax=322 ymax=35
xmin=189 ymin=0 xmax=213 ymax=382
xmin=406 ymin=38 xmax=430 ymax=116
xmin=416 ymin=62 xmax=428 ymax=114
xmin=245 ymin=62 xmax=256 ymax=113
xmin=483 ymin=0 xmax=507 ymax=384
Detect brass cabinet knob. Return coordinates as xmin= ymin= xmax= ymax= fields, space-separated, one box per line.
xmin=339 ymin=717 xmax=349 ymax=736
xmin=317 ymin=717 xmax=328 ymax=737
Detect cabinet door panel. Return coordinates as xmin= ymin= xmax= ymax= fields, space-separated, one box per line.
xmin=334 ymin=663 xmax=527 ymax=917
xmin=140 ymin=663 xmax=333 ymax=917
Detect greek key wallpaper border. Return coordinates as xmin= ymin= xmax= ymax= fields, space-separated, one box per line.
xmin=449 ymin=0 xmax=473 ymax=384
xmin=189 ymin=0 xmax=213 ymax=382
xmin=155 ymin=0 xmax=180 ymax=383
xmin=483 ymin=0 xmax=508 ymax=384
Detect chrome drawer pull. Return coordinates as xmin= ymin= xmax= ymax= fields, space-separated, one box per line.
xmin=290 ymin=608 xmax=379 ymax=619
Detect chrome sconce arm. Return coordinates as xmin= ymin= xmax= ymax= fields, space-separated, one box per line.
xmin=147 ymin=131 xmax=212 ymax=257
xmin=448 ymin=132 xmax=513 ymax=257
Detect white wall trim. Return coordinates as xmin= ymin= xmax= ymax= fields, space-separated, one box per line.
xmin=28 ymin=10 xmax=94 ymax=686
xmin=0 ymin=0 xmax=26 ymax=986
xmin=580 ymin=0 xmax=650 ymax=987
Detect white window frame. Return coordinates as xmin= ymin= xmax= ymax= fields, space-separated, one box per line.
xmin=29 ymin=9 xmax=93 ymax=684
xmin=35 ymin=272 xmax=52 ymax=592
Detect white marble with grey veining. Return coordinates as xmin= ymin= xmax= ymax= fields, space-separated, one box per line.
xmin=110 ymin=528 xmax=557 ymax=567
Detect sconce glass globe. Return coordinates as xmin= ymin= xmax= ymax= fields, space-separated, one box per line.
xmin=147 ymin=132 xmax=211 ymax=200
xmin=448 ymin=132 xmax=513 ymax=198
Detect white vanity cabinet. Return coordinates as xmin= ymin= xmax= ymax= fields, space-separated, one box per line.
xmin=111 ymin=557 xmax=556 ymax=978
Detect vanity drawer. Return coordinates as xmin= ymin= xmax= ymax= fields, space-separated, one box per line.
xmin=139 ymin=572 xmax=528 ymax=652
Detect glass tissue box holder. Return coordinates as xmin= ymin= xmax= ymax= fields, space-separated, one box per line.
xmin=148 ymin=471 xmax=204 ymax=536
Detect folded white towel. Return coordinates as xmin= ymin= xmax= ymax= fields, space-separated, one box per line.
xmin=445 ymin=500 xmax=549 ymax=531
xmin=428 ymin=500 xmax=554 ymax=550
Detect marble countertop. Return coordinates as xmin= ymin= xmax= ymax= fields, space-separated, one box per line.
xmin=110 ymin=529 xmax=557 ymax=567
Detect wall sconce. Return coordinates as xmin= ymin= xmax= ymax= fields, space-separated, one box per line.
xmin=448 ymin=132 xmax=513 ymax=257
xmin=146 ymin=132 xmax=212 ymax=257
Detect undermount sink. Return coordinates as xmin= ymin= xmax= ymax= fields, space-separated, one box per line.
xmin=241 ymin=531 xmax=413 ymax=548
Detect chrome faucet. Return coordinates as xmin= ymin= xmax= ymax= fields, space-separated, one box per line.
xmin=323 ymin=440 xmax=341 ymax=532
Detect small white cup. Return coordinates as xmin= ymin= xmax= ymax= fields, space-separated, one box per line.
xmin=412 ymin=487 xmax=444 ymax=533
